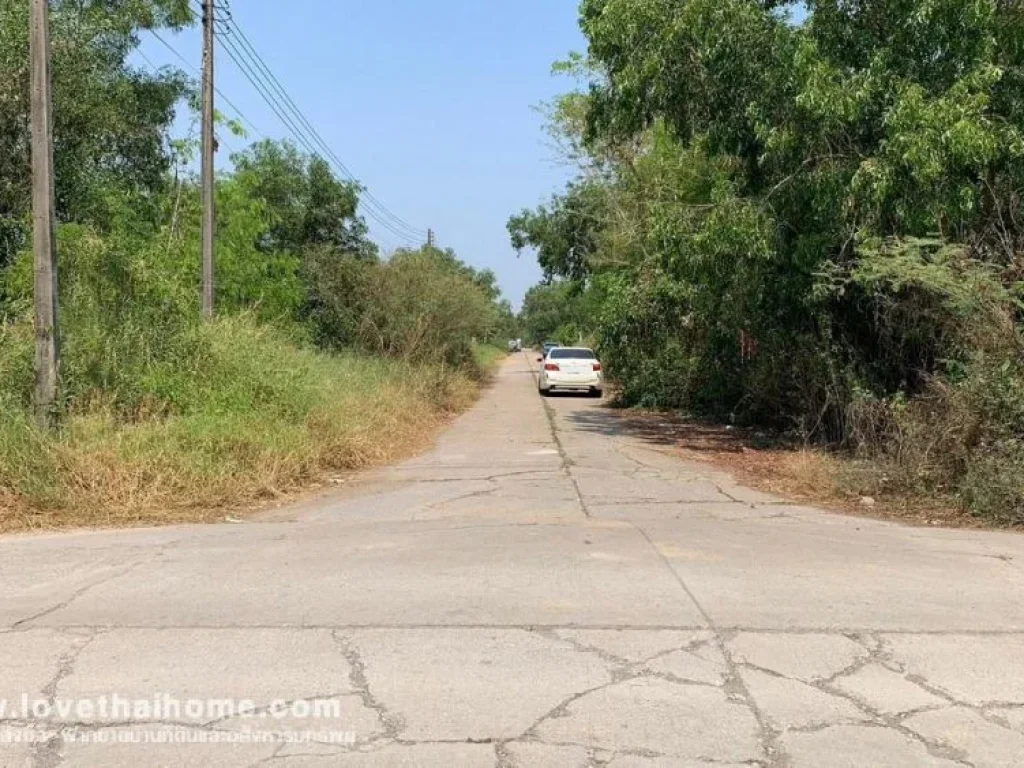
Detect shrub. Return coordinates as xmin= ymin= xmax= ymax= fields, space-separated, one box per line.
xmin=0 ymin=223 xmax=498 ymax=528
xmin=0 ymin=314 xmax=480 ymax=529
xmin=303 ymin=246 xmax=497 ymax=368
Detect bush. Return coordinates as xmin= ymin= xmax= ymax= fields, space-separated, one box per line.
xmin=303 ymin=246 xmax=497 ymax=368
xmin=842 ymin=355 xmax=1024 ymax=524
xmin=0 ymin=314 xmax=479 ymax=529
xmin=962 ymin=439 xmax=1024 ymax=526
xmin=2 ymin=223 xmax=206 ymax=416
xmin=0 ymin=220 xmax=499 ymax=529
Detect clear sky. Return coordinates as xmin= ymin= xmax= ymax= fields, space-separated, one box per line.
xmin=140 ymin=1 xmax=587 ymax=309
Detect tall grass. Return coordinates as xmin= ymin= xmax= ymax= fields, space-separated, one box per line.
xmin=0 ymin=210 xmax=507 ymax=532
xmin=471 ymin=344 xmax=508 ymax=378
xmin=0 ymin=316 xmax=480 ymax=532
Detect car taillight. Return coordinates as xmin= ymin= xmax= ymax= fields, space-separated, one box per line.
xmin=593 ymin=363 xmax=602 ymax=372
xmin=544 ymin=363 xmax=560 ymax=371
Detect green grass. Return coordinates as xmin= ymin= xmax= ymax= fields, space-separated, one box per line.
xmin=0 ymin=316 xmax=481 ymax=532
xmin=471 ymin=343 xmax=509 ymax=379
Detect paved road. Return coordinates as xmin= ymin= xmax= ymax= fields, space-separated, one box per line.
xmin=3 ymin=353 xmax=1024 ymax=767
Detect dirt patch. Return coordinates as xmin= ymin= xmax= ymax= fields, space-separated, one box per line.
xmin=602 ymin=407 xmax=986 ymax=530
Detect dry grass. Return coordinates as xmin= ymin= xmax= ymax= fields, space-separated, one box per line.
xmin=0 ymin=321 xmax=484 ymax=535
xmin=706 ymin=447 xmax=972 ymax=528
xmin=603 ymin=408 xmax=979 ymax=529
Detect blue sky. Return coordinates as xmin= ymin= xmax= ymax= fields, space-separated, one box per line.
xmin=140 ymin=1 xmax=586 ymax=309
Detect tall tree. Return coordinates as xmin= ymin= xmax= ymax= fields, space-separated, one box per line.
xmin=232 ymin=140 xmax=375 ymax=259
xmin=0 ymin=0 xmax=192 ymax=273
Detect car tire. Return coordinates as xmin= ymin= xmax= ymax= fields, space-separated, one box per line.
xmin=539 ymin=385 xmax=550 ymax=397
xmin=590 ymin=388 xmax=603 ymax=399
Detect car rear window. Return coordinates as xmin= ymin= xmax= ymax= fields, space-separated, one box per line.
xmin=550 ymin=348 xmax=596 ymax=360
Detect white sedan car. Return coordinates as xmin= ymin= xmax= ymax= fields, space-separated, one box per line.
xmin=537 ymin=347 xmax=603 ymax=398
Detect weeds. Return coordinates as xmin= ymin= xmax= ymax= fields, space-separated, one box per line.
xmin=0 ymin=316 xmax=483 ymax=532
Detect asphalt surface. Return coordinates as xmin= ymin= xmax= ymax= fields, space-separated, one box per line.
xmin=3 ymin=352 xmax=1024 ymax=767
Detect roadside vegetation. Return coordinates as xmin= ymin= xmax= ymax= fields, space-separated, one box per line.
xmin=512 ymin=0 xmax=1024 ymax=526
xmin=0 ymin=0 xmax=515 ymax=531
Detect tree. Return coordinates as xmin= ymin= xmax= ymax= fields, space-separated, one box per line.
xmin=0 ymin=0 xmax=192 ymax=275
xmin=303 ymin=157 xmax=372 ymax=256
xmin=510 ymin=0 xmax=1024 ymax=519
xmin=518 ymin=282 xmax=584 ymax=346
xmin=232 ymin=140 xmax=375 ymax=260
xmin=508 ymin=181 xmax=606 ymax=282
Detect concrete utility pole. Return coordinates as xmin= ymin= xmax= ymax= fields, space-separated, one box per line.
xmin=201 ymin=0 xmax=216 ymax=318
xmin=426 ymin=228 xmax=435 ymax=248
xmin=29 ymin=0 xmax=60 ymax=429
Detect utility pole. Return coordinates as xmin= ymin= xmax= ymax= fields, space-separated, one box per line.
xmin=201 ymin=0 xmax=216 ymax=318
xmin=29 ymin=0 xmax=60 ymax=429
xmin=426 ymin=228 xmax=435 ymax=248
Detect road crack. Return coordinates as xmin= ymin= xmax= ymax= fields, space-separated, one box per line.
xmin=525 ymin=353 xmax=592 ymax=519
xmin=627 ymin=521 xmax=788 ymax=767
xmin=29 ymin=630 xmax=99 ymax=768
xmin=331 ymin=630 xmax=404 ymax=745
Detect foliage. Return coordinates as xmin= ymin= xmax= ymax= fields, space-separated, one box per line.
xmin=513 ymin=0 xmax=1024 ymax=523
xmin=509 ymin=181 xmax=607 ymax=281
xmin=303 ymin=245 xmax=501 ymax=367
xmin=232 ymin=140 xmax=375 ymax=260
xmin=0 ymin=0 xmax=191 ymax=276
xmin=0 ymin=3 xmax=512 ymax=523
xmin=519 ymin=281 xmax=590 ymax=346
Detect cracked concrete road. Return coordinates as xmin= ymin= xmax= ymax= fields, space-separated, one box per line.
xmin=3 ymin=353 xmax=1024 ymax=767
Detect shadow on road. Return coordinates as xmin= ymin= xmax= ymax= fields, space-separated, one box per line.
xmin=560 ymin=402 xmax=751 ymax=454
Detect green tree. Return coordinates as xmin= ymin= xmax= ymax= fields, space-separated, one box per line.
xmin=511 ymin=0 xmax=1024 ymax=519
xmin=302 ymin=245 xmax=502 ymax=366
xmin=519 ymin=282 xmax=584 ymax=346
xmin=232 ymin=140 xmax=375 ymax=259
xmin=0 ymin=0 xmax=192 ymax=274
xmin=508 ymin=181 xmax=607 ymax=281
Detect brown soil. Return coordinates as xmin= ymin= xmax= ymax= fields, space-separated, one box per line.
xmin=602 ymin=407 xmax=984 ymax=530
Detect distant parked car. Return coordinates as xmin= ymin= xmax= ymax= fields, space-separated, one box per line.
xmin=538 ymin=347 xmax=603 ymax=398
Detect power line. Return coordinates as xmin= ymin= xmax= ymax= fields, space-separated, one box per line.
xmin=225 ymin=21 xmax=423 ymax=238
xmin=215 ymin=37 xmax=315 ymax=154
xmin=136 ymin=45 xmax=237 ymax=154
xmin=214 ymin=30 xmax=421 ymax=245
xmin=190 ymin=0 xmax=425 ymax=243
xmin=153 ymin=2 xmax=426 ymax=246
xmin=148 ymin=28 xmax=259 ymax=139
xmin=135 ymin=45 xmax=163 ymax=73
xmin=206 ymin=0 xmax=422 ymax=237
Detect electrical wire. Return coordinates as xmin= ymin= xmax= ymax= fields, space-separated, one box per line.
xmin=148 ymin=28 xmax=260 ymax=139
xmin=189 ymin=0 xmax=426 ymax=244
xmin=218 ymin=32 xmax=424 ymax=241
xmin=225 ymin=21 xmax=424 ymax=238
xmin=137 ymin=42 xmax=238 ymax=155
xmin=215 ymin=32 xmax=421 ymax=244
xmin=149 ymin=25 xmax=417 ymax=246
